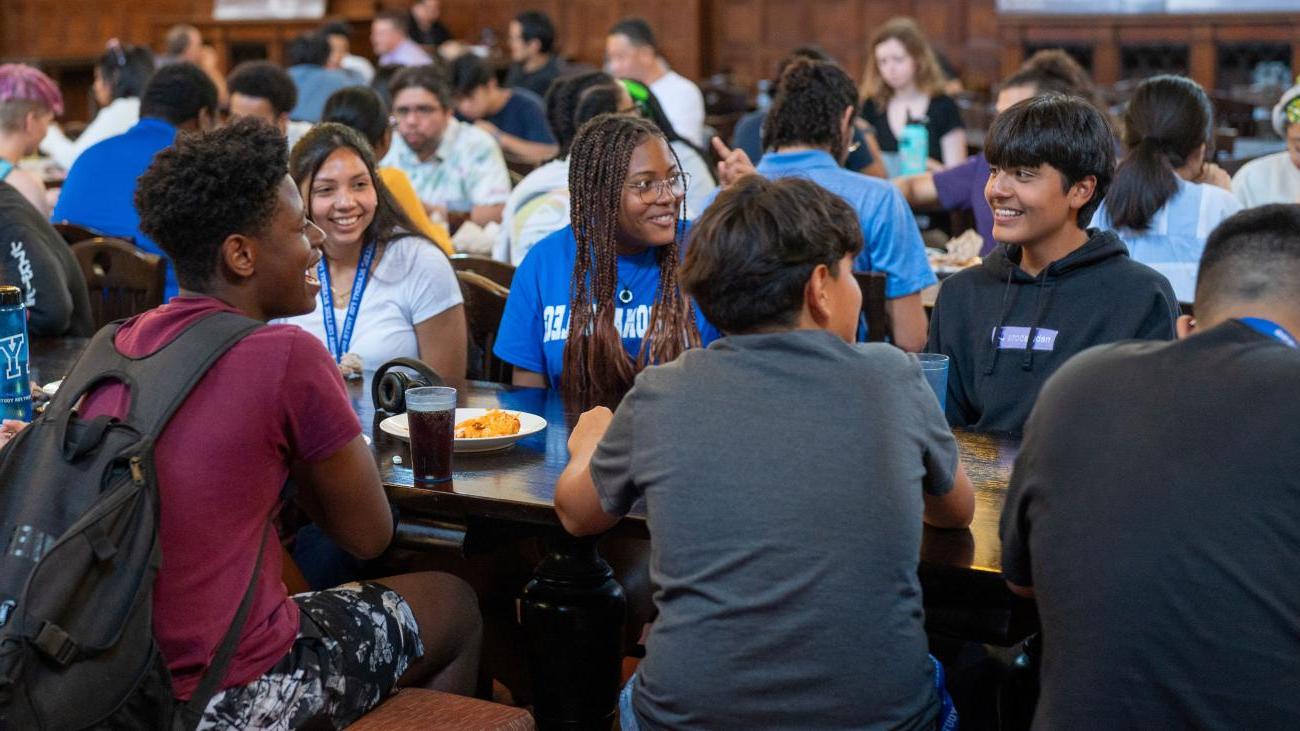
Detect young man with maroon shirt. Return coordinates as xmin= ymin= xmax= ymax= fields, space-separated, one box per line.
xmin=71 ymin=118 xmax=480 ymax=726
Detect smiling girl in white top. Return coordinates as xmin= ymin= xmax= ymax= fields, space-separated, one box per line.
xmin=279 ymin=123 xmax=466 ymax=387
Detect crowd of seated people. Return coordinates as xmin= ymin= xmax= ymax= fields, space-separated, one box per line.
xmin=0 ymin=5 xmax=1298 ymax=729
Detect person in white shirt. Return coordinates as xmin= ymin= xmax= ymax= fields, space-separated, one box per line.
xmin=381 ymin=66 xmax=510 ymax=230
xmin=605 ymin=18 xmax=705 ymax=148
xmin=226 ymin=61 xmax=312 ymax=150
xmin=41 ymin=43 xmax=153 ymax=171
xmin=1232 ymin=83 xmax=1300 ymax=208
xmin=279 ymin=122 xmax=466 ymax=386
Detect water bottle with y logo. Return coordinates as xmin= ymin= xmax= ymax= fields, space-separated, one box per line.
xmin=0 ymin=286 xmax=31 ymax=422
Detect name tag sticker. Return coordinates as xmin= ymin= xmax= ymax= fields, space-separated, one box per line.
xmin=991 ymin=326 xmax=1059 ymax=352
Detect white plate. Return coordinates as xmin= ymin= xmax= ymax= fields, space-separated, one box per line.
xmin=41 ymin=380 xmax=62 ymax=396
xmin=378 ymin=408 xmax=546 ymax=453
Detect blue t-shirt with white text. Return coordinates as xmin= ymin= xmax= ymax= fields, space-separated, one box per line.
xmin=493 ymin=225 xmax=719 ymax=389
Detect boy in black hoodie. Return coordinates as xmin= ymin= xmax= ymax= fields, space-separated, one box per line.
xmin=926 ymin=94 xmax=1177 ymax=435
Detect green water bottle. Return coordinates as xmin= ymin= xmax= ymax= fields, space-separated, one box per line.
xmin=899 ymin=117 xmax=929 ymax=175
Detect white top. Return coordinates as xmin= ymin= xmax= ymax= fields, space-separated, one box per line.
xmin=1092 ymin=177 xmax=1242 ymax=302
xmin=1231 ymin=150 xmax=1300 ymax=208
xmin=381 ymin=118 xmax=512 ymax=213
xmin=672 ymin=140 xmax=716 ymax=221
xmin=286 ymin=120 xmax=313 ymax=152
xmin=276 ymin=235 xmax=462 ymax=373
xmin=340 ymin=54 xmax=375 ymax=84
xmin=650 ymin=69 xmax=706 ymax=148
xmin=40 ymin=97 xmax=140 ymax=170
xmin=494 ymin=158 xmax=570 ymax=265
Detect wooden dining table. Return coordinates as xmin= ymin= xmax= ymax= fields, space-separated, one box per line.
xmin=30 ymin=337 xmax=1034 ymax=730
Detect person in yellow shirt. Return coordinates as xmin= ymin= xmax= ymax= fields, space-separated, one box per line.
xmin=319 ymin=86 xmax=454 ymax=254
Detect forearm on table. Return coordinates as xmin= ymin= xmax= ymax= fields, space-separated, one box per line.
xmin=555 ymin=454 xmax=618 ymax=537
xmin=923 ymin=459 xmax=975 ymax=529
xmin=886 ymin=292 xmax=928 ymax=352
xmin=499 ymin=135 xmax=558 ymax=165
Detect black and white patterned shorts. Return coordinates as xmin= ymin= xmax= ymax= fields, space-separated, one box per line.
xmin=197 ymin=581 xmax=424 ymax=730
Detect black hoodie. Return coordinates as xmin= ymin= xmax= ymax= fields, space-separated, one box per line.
xmin=926 ymin=229 xmax=1177 ymax=435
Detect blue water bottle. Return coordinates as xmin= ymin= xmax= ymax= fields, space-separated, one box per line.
xmin=899 ymin=117 xmax=929 ymax=175
xmin=0 ymin=286 xmax=31 ymax=422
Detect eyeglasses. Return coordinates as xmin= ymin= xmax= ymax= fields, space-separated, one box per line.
xmin=626 ymin=172 xmax=689 ymax=203
xmin=391 ymin=104 xmax=441 ymax=119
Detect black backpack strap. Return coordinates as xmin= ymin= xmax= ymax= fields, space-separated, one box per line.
xmin=43 ymin=322 xmax=131 ymax=420
xmin=174 ymin=519 xmax=273 ymax=731
xmin=44 ymin=311 xmax=261 ymax=438
xmin=118 ymin=311 xmax=262 ymax=437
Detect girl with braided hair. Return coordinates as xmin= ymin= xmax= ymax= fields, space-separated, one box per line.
xmin=494 ymin=112 xmax=719 ymax=408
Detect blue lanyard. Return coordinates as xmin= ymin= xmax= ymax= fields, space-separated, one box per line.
xmin=317 ymin=242 xmax=377 ymax=362
xmin=1239 ymin=317 xmax=1298 ymax=349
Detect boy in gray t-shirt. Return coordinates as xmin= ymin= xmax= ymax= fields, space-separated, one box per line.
xmin=555 ymin=176 xmax=975 ymax=731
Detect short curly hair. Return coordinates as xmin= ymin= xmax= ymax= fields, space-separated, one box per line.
xmin=134 ymin=117 xmax=288 ymax=290
xmin=762 ymin=58 xmax=857 ymax=161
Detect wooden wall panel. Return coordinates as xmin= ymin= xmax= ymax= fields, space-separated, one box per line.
xmin=435 ymin=0 xmax=704 ymax=79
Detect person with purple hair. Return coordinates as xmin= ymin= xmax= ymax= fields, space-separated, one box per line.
xmin=0 ymin=63 xmax=63 ymax=215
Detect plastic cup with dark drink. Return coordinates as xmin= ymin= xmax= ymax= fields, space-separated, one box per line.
xmin=405 ymin=386 xmax=457 ymax=484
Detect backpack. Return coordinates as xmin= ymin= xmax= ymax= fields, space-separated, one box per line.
xmin=0 ymin=310 xmax=265 ymax=730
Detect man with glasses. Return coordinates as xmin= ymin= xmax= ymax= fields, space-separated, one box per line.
xmin=381 ymin=65 xmax=510 ymax=229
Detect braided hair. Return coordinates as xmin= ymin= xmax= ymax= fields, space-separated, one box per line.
xmin=561 ymin=113 xmax=700 ymax=408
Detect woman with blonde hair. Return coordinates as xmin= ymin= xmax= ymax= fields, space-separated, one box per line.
xmin=859 ymin=17 xmax=966 ymax=170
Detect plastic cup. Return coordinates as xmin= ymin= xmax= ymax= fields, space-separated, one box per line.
xmin=405 ymin=386 xmax=457 ymax=484
xmin=914 ymin=353 xmax=949 ymax=412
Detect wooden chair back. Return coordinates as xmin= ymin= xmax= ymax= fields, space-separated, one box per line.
xmin=853 ymin=271 xmax=892 ymax=343
xmin=70 ymin=237 xmax=166 ymax=329
xmin=456 ymin=270 xmax=513 ymax=383
xmin=54 ymin=221 xmax=116 ymax=245
xmin=451 ymin=254 xmax=515 ymax=288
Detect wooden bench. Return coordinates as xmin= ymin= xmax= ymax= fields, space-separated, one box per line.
xmin=349 ymin=688 xmax=534 ymax=730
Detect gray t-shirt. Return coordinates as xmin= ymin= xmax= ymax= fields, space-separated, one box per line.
xmin=591 ymin=329 xmax=958 ymax=730
xmin=1001 ymin=321 xmax=1300 ymax=728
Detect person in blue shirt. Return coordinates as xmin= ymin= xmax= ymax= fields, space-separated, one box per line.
xmin=731 ymin=46 xmax=885 ymax=179
xmin=52 ymin=63 xmax=217 ymax=300
xmin=744 ymin=57 xmax=935 ymax=351
xmin=450 ymin=53 xmax=557 ymax=166
xmin=286 ymin=31 xmax=355 ymax=123
xmin=494 ymin=113 xmax=719 ymax=407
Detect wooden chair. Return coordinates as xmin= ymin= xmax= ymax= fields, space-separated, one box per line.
xmin=349 ymin=688 xmax=534 ymax=730
xmin=456 ymin=270 xmax=513 ymax=384
xmin=70 ymin=237 xmax=166 ymax=329
xmin=853 ymin=271 xmax=892 ymax=343
xmin=53 ymin=221 xmax=117 ymax=245
xmin=450 ymin=254 xmax=515 ymax=288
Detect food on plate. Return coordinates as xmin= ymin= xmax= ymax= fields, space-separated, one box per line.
xmin=455 ymin=409 xmax=521 ymax=439
xmin=928 ymin=228 xmax=983 ymax=269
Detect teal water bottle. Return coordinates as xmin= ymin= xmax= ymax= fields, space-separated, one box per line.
xmin=899 ymin=117 xmax=929 ymax=175
xmin=0 ymin=286 xmax=31 ymax=422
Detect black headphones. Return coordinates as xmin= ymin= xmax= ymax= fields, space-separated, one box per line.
xmin=371 ymin=358 xmax=445 ymax=417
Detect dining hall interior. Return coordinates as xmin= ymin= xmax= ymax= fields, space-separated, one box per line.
xmin=0 ymin=0 xmax=1298 ymax=729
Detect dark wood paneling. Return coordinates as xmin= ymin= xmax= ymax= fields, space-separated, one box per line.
xmin=435 ymin=0 xmax=704 ymax=79
xmin=999 ymin=13 xmax=1300 ymax=91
